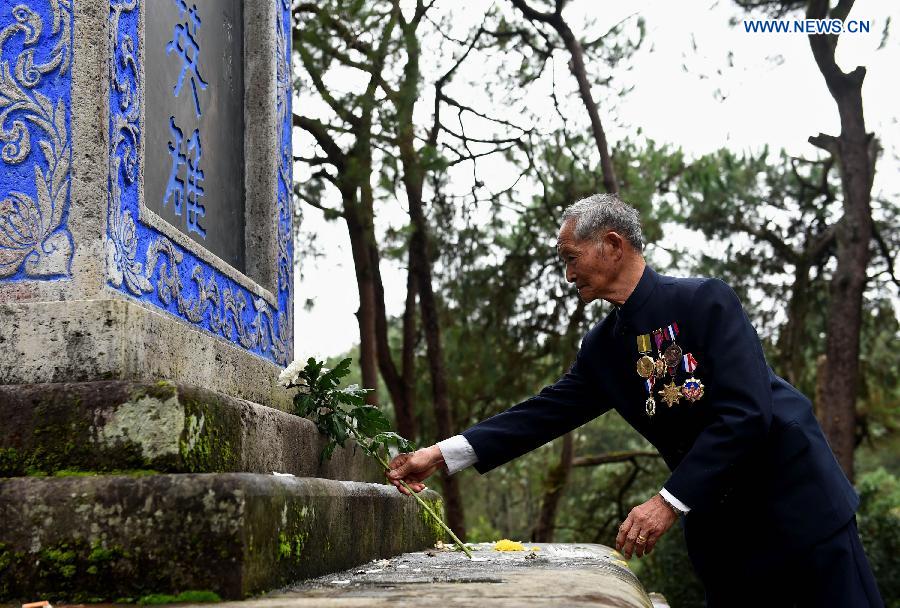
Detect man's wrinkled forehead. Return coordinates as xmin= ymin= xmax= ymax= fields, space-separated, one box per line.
xmin=556 ymin=220 xmax=575 ymax=252
xmin=556 ymin=236 xmax=576 ymax=259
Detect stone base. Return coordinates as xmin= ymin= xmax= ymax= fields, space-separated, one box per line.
xmin=267 ymin=543 xmax=656 ymax=608
xmin=0 ymin=381 xmax=381 ymax=482
xmin=0 ymin=474 xmax=445 ymax=602
xmin=0 ymin=299 xmax=290 ymax=409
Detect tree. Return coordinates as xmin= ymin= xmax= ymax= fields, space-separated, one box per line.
xmin=295 ymin=0 xmax=532 ymax=537
xmin=294 ymin=2 xmax=410 ymax=429
xmin=490 ymin=0 xmax=646 ymax=541
xmin=733 ymin=0 xmax=881 ymax=480
xmin=676 ymin=147 xmax=898 ymax=452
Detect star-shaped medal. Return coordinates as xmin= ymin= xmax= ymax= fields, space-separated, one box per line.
xmin=659 ymin=381 xmax=682 ymax=407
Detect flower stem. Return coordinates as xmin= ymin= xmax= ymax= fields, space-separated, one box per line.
xmin=372 ymin=451 xmax=473 ymax=559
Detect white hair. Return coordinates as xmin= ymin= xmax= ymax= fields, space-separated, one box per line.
xmin=561 ymin=193 xmax=644 ymax=252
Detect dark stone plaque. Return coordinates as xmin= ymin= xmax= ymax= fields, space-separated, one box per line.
xmin=145 ymin=0 xmax=245 ymax=271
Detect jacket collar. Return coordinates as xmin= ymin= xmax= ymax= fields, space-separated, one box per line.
xmin=618 ymin=264 xmax=659 ymax=319
xmin=613 ymin=264 xmax=659 ymax=335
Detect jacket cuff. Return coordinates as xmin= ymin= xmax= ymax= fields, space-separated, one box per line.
xmin=437 ymin=435 xmax=479 ymax=475
xmin=660 ymin=487 xmax=691 ymax=513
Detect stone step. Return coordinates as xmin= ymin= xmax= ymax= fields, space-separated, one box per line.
xmin=0 ymin=381 xmax=381 ymax=481
xmin=163 ymin=543 xmax=661 ymax=608
xmin=0 ymin=473 xmax=445 ymax=602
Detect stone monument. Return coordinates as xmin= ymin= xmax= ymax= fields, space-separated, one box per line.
xmin=0 ymin=0 xmax=442 ymax=601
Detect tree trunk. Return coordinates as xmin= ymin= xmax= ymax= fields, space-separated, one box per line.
xmin=395 ymin=11 xmax=466 ymax=539
xmin=345 ymin=203 xmax=380 ymax=405
xmin=554 ymin=20 xmax=618 ymax=195
xmin=806 ymin=0 xmax=876 ymax=482
xmin=406 ymin=203 xmax=466 ymax=538
xmin=396 ymin=258 xmax=419 ymax=440
xmin=532 ymin=432 xmax=574 ymax=542
xmin=814 ymin=354 xmax=828 ymax=420
xmin=530 ymin=300 xmax=588 ymax=541
xmin=370 ymin=239 xmax=417 ymax=435
xmin=777 ymin=259 xmax=811 ymax=386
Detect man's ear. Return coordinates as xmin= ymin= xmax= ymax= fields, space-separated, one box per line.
xmin=603 ymin=231 xmax=626 ymax=260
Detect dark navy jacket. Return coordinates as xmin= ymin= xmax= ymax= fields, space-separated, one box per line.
xmin=462 ymin=265 xmax=858 ymax=556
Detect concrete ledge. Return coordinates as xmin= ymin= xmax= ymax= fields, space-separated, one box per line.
xmin=0 ymin=381 xmax=382 ymax=482
xmin=0 ymin=299 xmax=291 ymax=410
xmin=0 ymin=474 xmax=445 ymax=601
xmin=209 ymin=543 xmax=655 ymax=608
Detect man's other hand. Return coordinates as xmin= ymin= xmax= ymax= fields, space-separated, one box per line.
xmin=615 ymin=494 xmax=679 ymax=559
xmin=386 ymin=445 xmax=444 ymax=495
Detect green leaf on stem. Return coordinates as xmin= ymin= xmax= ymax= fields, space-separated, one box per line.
xmin=349 ymin=405 xmax=392 ymax=436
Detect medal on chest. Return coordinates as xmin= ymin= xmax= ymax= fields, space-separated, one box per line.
xmin=635 ymin=322 xmax=704 ymax=416
xmin=635 ymin=334 xmax=655 ymax=378
xmin=680 ymin=353 xmax=704 ymax=402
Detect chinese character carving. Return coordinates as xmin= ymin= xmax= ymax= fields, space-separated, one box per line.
xmin=163 ymin=116 xmax=206 ymax=238
xmin=166 ymin=0 xmax=207 ymax=118
xmin=185 ymin=128 xmax=206 ymax=238
xmin=163 ymin=117 xmax=186 ymax=215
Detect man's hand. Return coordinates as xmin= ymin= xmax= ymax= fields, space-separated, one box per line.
xmin=386 ymin=445 xmax=444 ymax=495
xmin=615 ymin=494 xmax=679 ymax=559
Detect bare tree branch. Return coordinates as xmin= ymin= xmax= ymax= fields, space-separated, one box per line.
xmin=572 ymin=451 xmax=661 ymax=467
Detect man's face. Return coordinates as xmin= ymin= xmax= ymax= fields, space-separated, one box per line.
xmin=556 ymin=219 xmax=616 ymax=303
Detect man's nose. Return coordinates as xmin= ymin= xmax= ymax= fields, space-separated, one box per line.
xmin=565 ymin=265 xmax=575 ymax=283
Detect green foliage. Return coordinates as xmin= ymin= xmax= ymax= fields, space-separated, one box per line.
xmin=856 ymin=468 xmax=900 ymax=607
xmin=674 ymin=148 xmax=899 ymax=439
xmin=283 ymin=356 xmax=471 ymax=555
xmin=137 ymin=590 xmax=221 ymax=604
xmin=286 ymin=357 xmax=415 ymax=462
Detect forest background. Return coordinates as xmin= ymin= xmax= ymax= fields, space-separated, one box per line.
xmin=291 ymin=0 xmax=899 ymax=605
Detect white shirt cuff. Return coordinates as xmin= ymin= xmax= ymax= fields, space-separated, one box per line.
xmin=660 ymin=487 xmax=691 ymax=513
xmin=437 ymin=435 xmax=478 ymax=475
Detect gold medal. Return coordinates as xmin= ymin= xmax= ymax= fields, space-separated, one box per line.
xmin=654 ymin=357 xmax=667 ymax=377
xmin=635 ymin=334 xmax=655 ymax=379
xmin=681 ymin=377 xmax=704 ymax=402
xmin=636 ymin=355 xmax=655 ymax=378
xmin=659 ymin=381 xmax=682 ymax=407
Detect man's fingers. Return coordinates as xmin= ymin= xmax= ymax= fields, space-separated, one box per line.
xmin=633 ymin=531 xmax=650 ymax=558
xmin=387 ymin=454 xmax=411 ymax=479
xmin=625 ymin=528 xmax=641 ymax=559
xmin=621 ymin=535 xmax=636 ymax=559
xmin=615 ymin=516 xmax=633 ymax=552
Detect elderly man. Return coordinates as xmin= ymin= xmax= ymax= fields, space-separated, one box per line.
xmin=387 ymin=194 xmax=883 ymax=607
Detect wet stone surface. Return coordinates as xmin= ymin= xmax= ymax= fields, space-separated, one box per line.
xmin=184 ymin=543 xmax=659 ymax=608
xmin=288 ymin=542 xmax=635 ymax=588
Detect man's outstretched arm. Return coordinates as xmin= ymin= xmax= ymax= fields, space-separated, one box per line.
xmin=387 ymin=434 xmax=685 ymax=559
xmin=385 ymin=435 xmax=477 ymax=493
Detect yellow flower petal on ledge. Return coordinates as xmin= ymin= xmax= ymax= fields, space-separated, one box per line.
xmin=494 ymin=539 xmax=525 ymax=551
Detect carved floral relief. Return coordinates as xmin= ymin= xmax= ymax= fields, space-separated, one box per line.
xmin=0 ymin=0 xmax=74 ymax=279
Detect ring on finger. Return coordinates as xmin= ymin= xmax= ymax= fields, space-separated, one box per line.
xmin=636 ymin=535 xmax=647 ymax=544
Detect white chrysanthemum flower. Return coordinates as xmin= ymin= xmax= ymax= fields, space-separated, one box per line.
xmin=278 ymin=358 xmax=307 ymax=388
